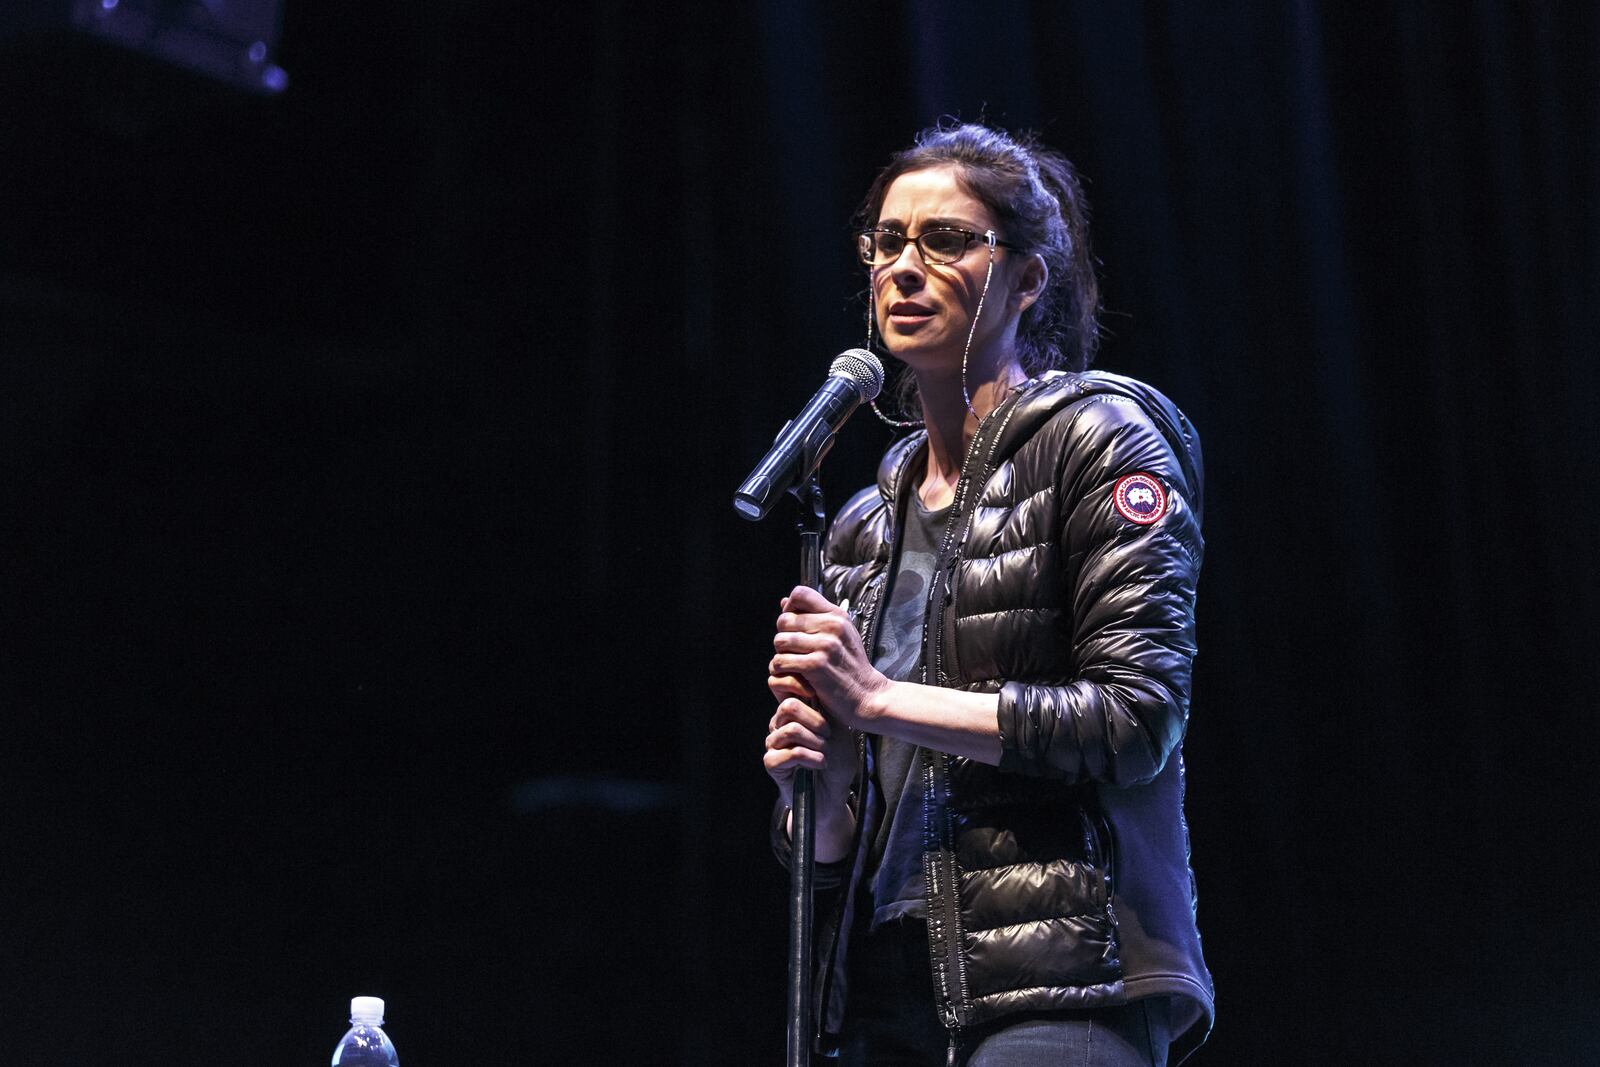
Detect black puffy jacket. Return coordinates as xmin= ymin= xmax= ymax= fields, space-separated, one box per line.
xmin=780 ymin=370 xmax=1213 ymax=1059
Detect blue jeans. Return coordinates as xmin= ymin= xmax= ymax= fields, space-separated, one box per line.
xmin=838 ymin=917 xmax=1170 ymax=1067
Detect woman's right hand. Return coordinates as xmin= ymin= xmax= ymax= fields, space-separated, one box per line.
xmin=764 ymin=676 xmax=857 ymax=859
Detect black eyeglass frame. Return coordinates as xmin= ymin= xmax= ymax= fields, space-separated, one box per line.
xmin=856 ymin=226 xmax=1024 ymax=266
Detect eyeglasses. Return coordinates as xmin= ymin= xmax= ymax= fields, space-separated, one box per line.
xmin=856 ymin=226 xmax=1021 ymax=266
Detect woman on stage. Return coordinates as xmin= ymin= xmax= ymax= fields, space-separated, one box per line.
xmin=764 ymin=123 xmax=1214 ymax=1066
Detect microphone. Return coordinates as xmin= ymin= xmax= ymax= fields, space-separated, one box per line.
xmin=733 ymin=349 xmax=884 ymax=522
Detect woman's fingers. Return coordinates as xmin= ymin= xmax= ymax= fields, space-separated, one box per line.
xmin=768 ymin=672 xmax=816 ymax=702
xmin=782 ymin=585 xmax=838 ymax=615
xmin=762 ymin=696 xmax=839 ymax=785
xmin=763 ymin=741 xmax=824 ymax=774
xmin=765 ymin=718 xmax=828 ymax=752
xmin=773 ymin=630 xmax=833 ymax=654
xmin=770 ymin=652 xmax=826 ymax=680
xmin=767 ymin=697 xmax=829 ymax=736
xmin=775 ymin=610 xmax=844 ymax=636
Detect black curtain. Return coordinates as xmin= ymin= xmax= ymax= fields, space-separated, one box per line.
xmin=2 ymin=2 xmax=1595 ymax=1063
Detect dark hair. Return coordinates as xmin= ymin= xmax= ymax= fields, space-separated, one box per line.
xmin=858 ymin=122 xmax=1101 ymax=396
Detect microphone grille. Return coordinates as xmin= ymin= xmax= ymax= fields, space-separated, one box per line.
xmin=829 ymin=348 xmax=884 ymax=401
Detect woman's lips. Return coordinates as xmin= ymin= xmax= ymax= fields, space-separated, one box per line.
xmin=888 ymin=302 xmax=935 ymax=321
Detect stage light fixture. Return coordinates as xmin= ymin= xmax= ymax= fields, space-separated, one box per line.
xmin=1 ymin=0 xmax=288 ymax=94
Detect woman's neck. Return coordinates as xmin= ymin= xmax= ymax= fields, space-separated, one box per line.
xmin=913 ymin=353 xmax=1027 ymax=508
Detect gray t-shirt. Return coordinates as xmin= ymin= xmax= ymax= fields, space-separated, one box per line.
xmin=866 ymin=490 xmax=951 ymax=927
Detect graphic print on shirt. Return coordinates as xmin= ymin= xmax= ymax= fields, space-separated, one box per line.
xmin=867 ymin=494 xmax=951 ymax=928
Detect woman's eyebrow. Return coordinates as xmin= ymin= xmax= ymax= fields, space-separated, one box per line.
xmin=876 ymin=215 xmax=977 ymax=232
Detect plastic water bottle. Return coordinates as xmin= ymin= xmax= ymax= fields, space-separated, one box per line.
xmin=331 ymin=996 xmax=399 ymax=1067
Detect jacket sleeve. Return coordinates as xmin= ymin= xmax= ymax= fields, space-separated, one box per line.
xmin=995 ymin=393 xmax=1204 ymax=786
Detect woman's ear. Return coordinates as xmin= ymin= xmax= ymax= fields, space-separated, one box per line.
xmin=1011 ymin=253 xmax=1048 ymax=314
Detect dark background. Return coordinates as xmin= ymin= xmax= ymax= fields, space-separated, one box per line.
xmin=3 ymin=2 xmax=1596 ymax=1063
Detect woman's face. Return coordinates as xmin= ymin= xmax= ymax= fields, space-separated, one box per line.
xmin=870 ymin=165 xmax=1026 ymax=373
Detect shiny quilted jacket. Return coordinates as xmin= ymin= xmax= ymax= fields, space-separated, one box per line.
xmin=800 ymin=369 xmax=1206 ymax=1051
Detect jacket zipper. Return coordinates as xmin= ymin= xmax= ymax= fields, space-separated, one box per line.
xmin=921 ymin=749 xmax=964 ymax=1059
xmin=918 ymin=393 xmax=1023 ymax=1048
xmin=925 ymin=390 xmax=1025 ymax=688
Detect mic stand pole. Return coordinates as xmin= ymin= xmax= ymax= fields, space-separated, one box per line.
xmin=786 ymin=471 xmax=825 ymax=1067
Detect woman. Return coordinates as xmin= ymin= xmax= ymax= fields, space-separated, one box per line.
xmin=763 ymin=123 xmax=1213 ymax=1066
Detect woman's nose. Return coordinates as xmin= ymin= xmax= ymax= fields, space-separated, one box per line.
xmin=887 ymin=243 xmax=925 ymax=289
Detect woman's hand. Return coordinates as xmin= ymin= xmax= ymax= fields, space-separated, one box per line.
xmin=762 ymin=685 xmax=855 ymax=815
xmin=769 ymin=585 xmax=891 ymax=731
xmin=763 ymin=676 xmax=858 ymax=862
xmin=771 ymin=586 xmax=1005 ymax=767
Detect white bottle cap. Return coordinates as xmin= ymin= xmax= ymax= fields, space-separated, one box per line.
xmin=350 ymin=996 xmax=385 ymax=1025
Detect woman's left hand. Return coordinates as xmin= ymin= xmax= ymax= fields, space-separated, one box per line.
xmin=770 ymin=585 xmax=890 ymax=731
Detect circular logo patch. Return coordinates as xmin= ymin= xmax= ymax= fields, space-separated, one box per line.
xmin=1113 ymin=473 xmax=1167 ymax=525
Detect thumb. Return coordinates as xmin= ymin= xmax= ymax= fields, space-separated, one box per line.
xmin=785 ymin=585 xmax=835 ymax=613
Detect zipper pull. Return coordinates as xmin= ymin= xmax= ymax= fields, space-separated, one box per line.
xmin=947 ymin=1033 xmax=958 ymax=1067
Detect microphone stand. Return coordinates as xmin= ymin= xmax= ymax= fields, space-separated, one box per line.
xmin=735 ymin=370 xmax=864 ymax=1064
xmin=785 ymin=471 xmax=826 ymax=1067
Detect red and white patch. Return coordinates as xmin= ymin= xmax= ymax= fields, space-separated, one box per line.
xmin=1113 ymin=473 xmax=1167 ymax=525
